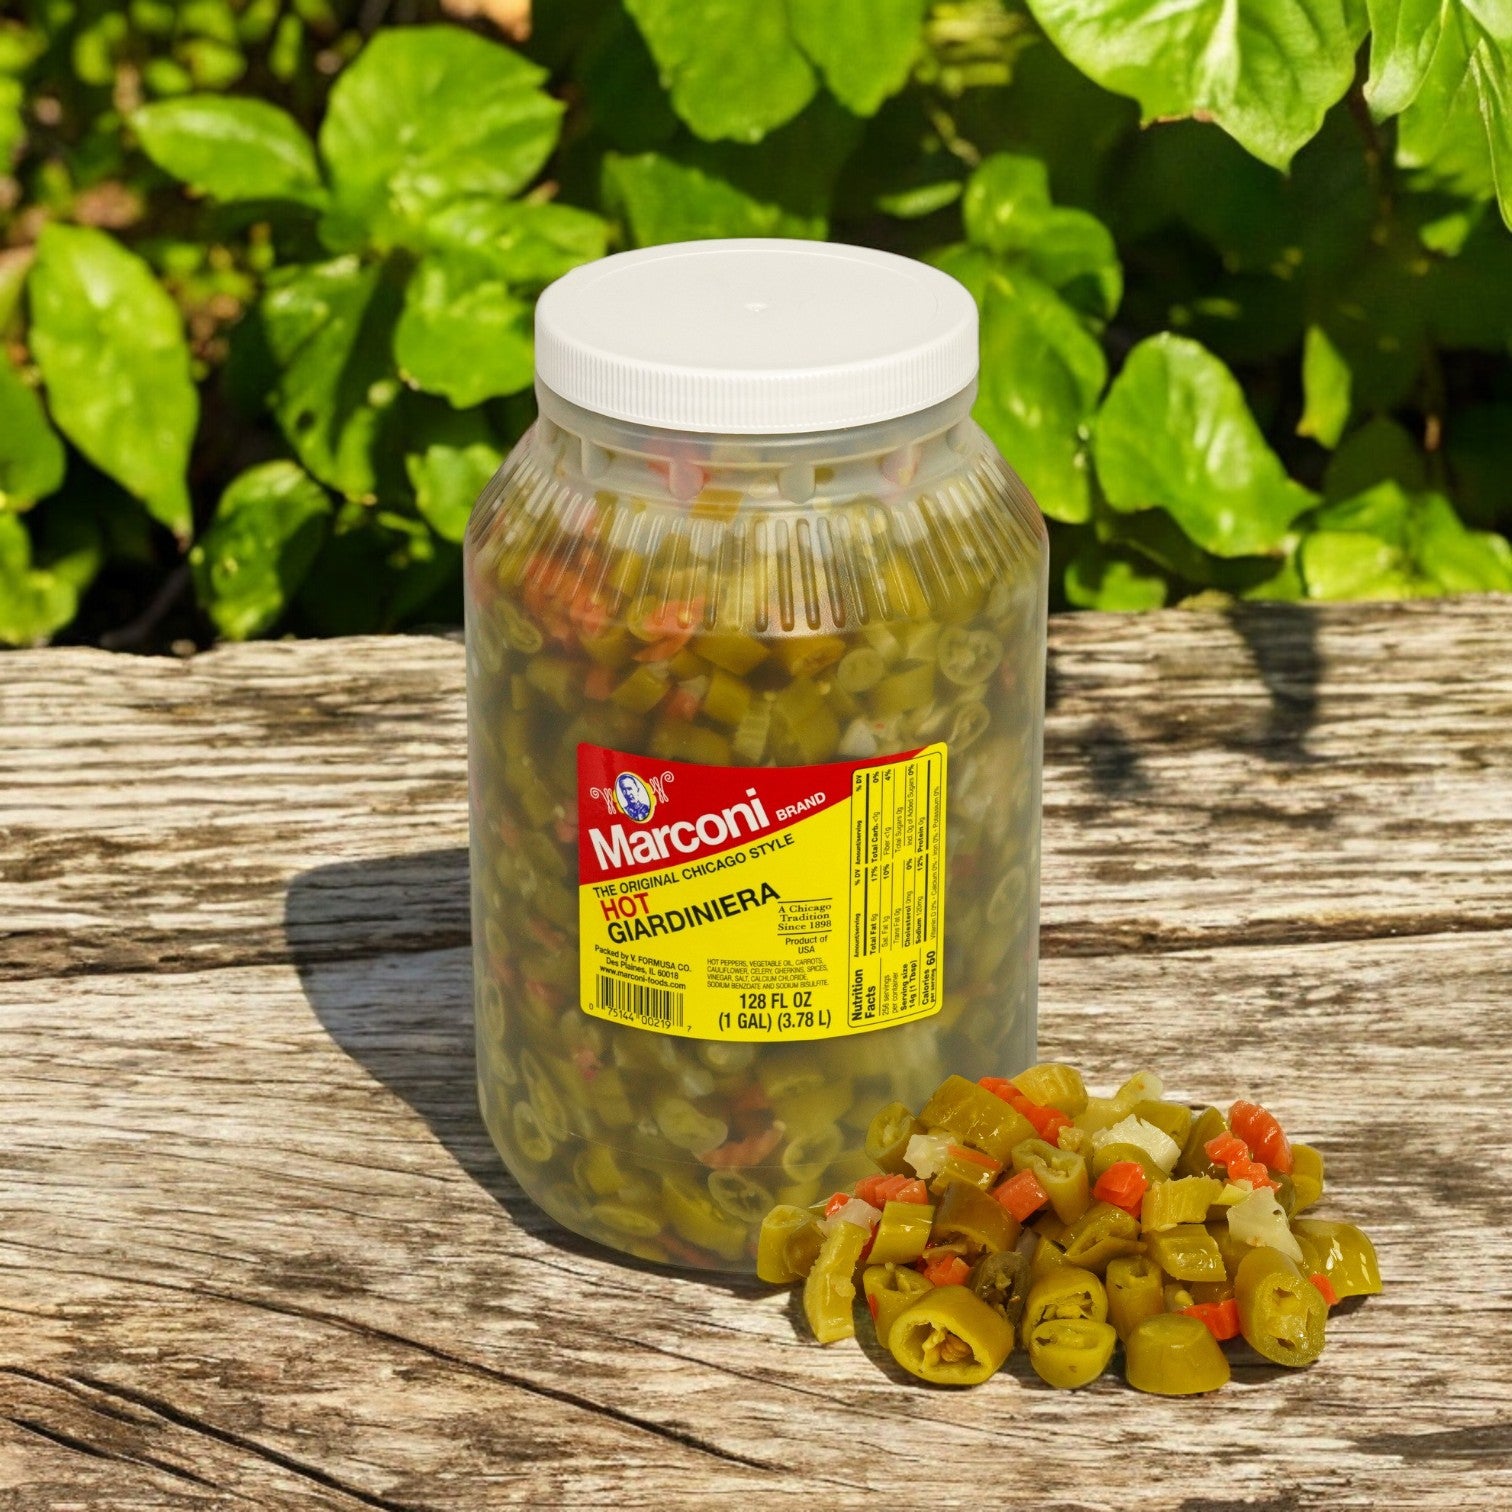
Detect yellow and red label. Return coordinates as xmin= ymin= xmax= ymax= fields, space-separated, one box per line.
xmin=577 ymin=742 xmax=947 ymax=1041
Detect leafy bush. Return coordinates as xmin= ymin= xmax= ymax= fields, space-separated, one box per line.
xmin=1 ymin=0 xmax=1509 ymax=647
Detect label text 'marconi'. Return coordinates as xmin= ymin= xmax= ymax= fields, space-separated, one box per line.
xmin=588 ymin=790 xmax=772 ymax=872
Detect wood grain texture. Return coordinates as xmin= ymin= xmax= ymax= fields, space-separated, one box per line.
xmin=2 ymin=597 xmax=1510 ymax=1509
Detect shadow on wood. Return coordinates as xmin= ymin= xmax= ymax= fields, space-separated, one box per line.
xmin=281 ymin=846 xmax=767 ymax=1291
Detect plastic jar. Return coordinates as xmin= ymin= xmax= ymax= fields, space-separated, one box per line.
xmin=465 ymin=240 xmax=1047 ymax=1271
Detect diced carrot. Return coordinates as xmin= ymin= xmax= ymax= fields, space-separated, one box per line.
xmin=1309 ymin=1272 xmax=1339 ymax=1308
xmin=1183 ymin=1299 xmax=1241 ymax=1341
xmin=696 ymin=1123 xmax=784 ymax=1169
xmin=1092 ymin=1160 xmax=1149 ymax=1216
xmin=569 ymin=586 xmax=610 ymax=638
xmin=1229 ymin=1099 xmax=1294 ymax=1174
xmin=892 ymin=1179 xmax=929 ymax=1205
xmin=992 ymin=1168 xmax=1049 ymax=1222
xmin=583 ymin=664 xmax=617 ymax=700
xmin=663 ymin=686 xmax=701 ymax=721
xmin=823 ymin=1192 xmax=851 ymax=1219
xmin=921 ymin=1254 xmax=971 ymax=1287
xmin=995 ymin=1084 xmax=1068 ymax=1142
xmin=633 ymin=633 xmax=693 ymax=663
xmin=947 ymin=1143 xmax=999 ymax=1170
xmin=1205 ymin=1133 xmax=1250 ymax=1167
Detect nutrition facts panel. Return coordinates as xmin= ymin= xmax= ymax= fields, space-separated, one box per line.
xmin=845 ymin=746 xmax=946 ymax=1029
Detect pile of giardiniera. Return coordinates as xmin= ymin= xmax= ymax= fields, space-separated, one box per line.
xmin=757 ymin=1066 xmax=1381 ymax=1391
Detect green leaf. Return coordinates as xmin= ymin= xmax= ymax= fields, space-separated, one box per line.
xmin=623 ymin=0 xmax=816 ymax=142
xmin=962 ymin=152 xmax=1122 ymax=319
xmin=132 ymin=95 xmax=325 ymax=205
xmin=940 ymin=251 xmax=1106 ymax=525
xmin=404 ymin=406 xmax=504 ymax=543
xmin=0 ymin=512 xmax=77 ymax=646
xmin=421 ymin=199 xmax=608 ymax=290
xmin=1364 ymin=0 xmax=1446 ymax=117
xmin=1300 ymin=529 xmax=1418 ymax=599
xmin=604 ymin=151 xmax=820 ymax=241
xmin=28 ymin=225 xmax=198 ymax=540
xmin=1412 ymin=489 xmax=1512 ymax=591
xmin=318 ymin=27 xmax=563 ymax=250
xmin=1311 ymin=479 xmax=1414 ymax=544
xmin=0 ymin=76 xmax=23 ymax=164
xmin=1093 ymin=333 xmax=1316 ymax=555
xmin=394 ymin=253 xmax=534 ymax=409
xmin=1297 ymin=324 xmax=1351 ymax=448
xmin=787 ymin=0 xmax=927 ymax=117
xmin=1064 ymin=541 xmax=1168 ymax=610
xmin=189 ymin=461 xmax=332 ymax=639
xmin=604 ymin=98 xmax=863 ymax=244
xmin=1393 ymin=4 xmax=1512 ymax=225
xmin=1323 ymin=415 xmax=1426 ymax=501
xmin=1023 ymin=0 xmax=1367 ymax=169
xmin=260 ymin=256 xmax=404 ymax=500
xmin=0 ymin=357 xmax=66 ymax=507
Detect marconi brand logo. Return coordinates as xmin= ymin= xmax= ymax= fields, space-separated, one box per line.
xmin=612 ymin=771 xmax=657 ymax=822
xmin=576 ymin=742 xmax=884 ymax=887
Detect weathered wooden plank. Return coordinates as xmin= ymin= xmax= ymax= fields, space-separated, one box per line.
xmin=3 ymin=598 xmax=1511 ymax=982
xmin=1 ymin=931 xmax=1508 ymax=1507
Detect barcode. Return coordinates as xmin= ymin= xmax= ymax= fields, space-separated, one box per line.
xmin=597 ymin=974 xmax=684 ymax=1028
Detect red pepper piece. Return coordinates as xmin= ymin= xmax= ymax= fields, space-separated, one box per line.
xmin=1092 ymin=1160 xmax=1149 ymax=1216
xmin=1309 ymin=1272 xmax=1339 ymax=1307
xmin=1183 ymin=1299 xmax=1241 ymax=1341
xmin=921 ymin=1254 xmax=971 ymax=1287
xmin=1229 ymin=1099 xmax=1294 ymax=1175
xmin=991 ymin=1169 xmax=1049 ymax=1222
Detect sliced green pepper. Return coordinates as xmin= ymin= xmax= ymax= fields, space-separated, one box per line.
xmin=1030 ymin=1236 xmax=1069 ymax=1281
xmin=1291 ymin=1219 xmax=1381 ymax=1298
xmin=1061 ymin=1201 xmax=1145 ymax=1274
xmin=756 ymin=1204 xmax=824 ymax=1283
xmin=1147 ymin=1223 xmax=1228 ymax=1283
xmin=932 ymin=1182 xmax=1019 ymax=1256
xmin=928 ymin=1145 xmax=1003 ymax=1197
xmin=1021 ymin=1265 xmax=1108 ymax=1348
xmin=1027 ymin=1319 xmax=1117 ymax=1389
xmin=706 ymin=1169 xmax=774 ymax=1225
xmin=862 ymin=1263 xmax=934 ymax=1349
xmin=1178 ymin=1107 xmax=1227 ymax=1178
xmin=1124 ymin=1313 xmax=1231 ymax=1395
xmin=1012 ymin=1138 xmax=1092 ymax=1225
xmin=865 ymin=1100 xmax=924 ymax=1173
xmin=1090 ymin=1140 xmax=1165 ymax=1183
xmin=1235 ymin=1245 xmax=1328 ymax=1366
xmin=888 ymin=1285 xmax=1016 ymax=1385
xmin=1206 ymin=1218 xmax=1252 ymax=1280
xmin=1011 ymin=1063 xmax=1088 ymax=1117
xmin=969 ymin=1249 xmax=1031 ymax=1331
xmin=1131 ymin=1099 xmax=1195 ymax=1148
xmin=869 ymin=1200 xmax=935 ymax=1265
xmin=1290 ymin=1144 xmax=1326 ymax=1214
xmin=919 ymin=1075 xmax=1036 ymax=1163
xmin=1105 ymin=1254 xmax=1166 ymax=1341
xmin=804 ymin=1220 xmax=870 ymax=1344
xmin=662 ymin=1175 xmax=745 ymax=1261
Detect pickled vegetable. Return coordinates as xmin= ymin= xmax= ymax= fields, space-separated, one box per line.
xmin=758 ymin=1064 xmax=1378 ymax=1395
xmin=467 ymin=380 xmax=1048 ymax=1271
xmin=1234 ymin=1246 xmax=1328 ymax=1367
xmin=1027 ymin=1319 xmax=1117 ymax=1389
xmin=889 ymin=1286 xmax=1016 ymax=1385
xmin=1124 ymin=1314 xmax=1232 ymax=1395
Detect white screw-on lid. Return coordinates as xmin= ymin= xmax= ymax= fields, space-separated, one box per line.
xmin=534 ymin=239 xmax=978 ymax=436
